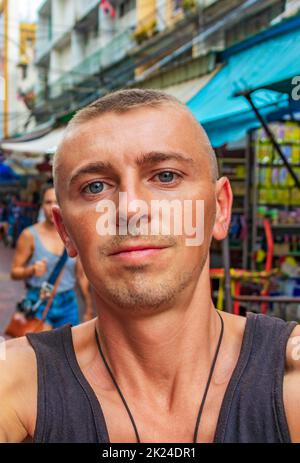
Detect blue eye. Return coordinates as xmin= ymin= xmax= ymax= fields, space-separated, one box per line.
xmin=84 ymin=181 xmax=104 ymax=194
xmin=157 ymin=171 xmax=176 ymax=183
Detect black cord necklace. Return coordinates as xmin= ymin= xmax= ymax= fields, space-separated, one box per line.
xmin=94 ymin=310 xmax=224 ymax=443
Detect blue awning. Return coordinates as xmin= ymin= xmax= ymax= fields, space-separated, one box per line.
xmin=187 ymin=14 xmax=300 ymax=147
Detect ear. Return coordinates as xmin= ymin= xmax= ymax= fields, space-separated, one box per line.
xmin=52 ymin=205 xmax=78 ymax=258
xmin=212 ymin=177 xmax=233 ymax=241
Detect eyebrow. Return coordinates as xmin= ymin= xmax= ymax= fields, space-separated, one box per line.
xmin=69 ymin=161 xmax=114 ymax=187
xmin=69 ymin=151 xmax=195 ymax=187
xmin=135 ymin=151 xmax=195 ymax=167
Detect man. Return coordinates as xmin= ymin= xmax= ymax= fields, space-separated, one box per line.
xmin=0 ymin=89 xmax=299 ymax=443
xmin=10 ymin=185 xmax=94 ymax=327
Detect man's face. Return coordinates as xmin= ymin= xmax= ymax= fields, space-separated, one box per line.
xmin=53 ymin=105 xmax=231 ymax=312
xmin=43 ymin=188 xmax=57 ymax=224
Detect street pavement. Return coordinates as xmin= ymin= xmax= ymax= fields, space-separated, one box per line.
xmin=0 ymin=242 xmax=25 ymax=334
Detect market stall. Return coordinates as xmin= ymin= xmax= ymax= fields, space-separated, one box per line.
xmin=187 ymin=14 xmax=300 ymax=316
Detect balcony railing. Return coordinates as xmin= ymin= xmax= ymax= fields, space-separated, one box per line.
xmin=49 ymin=72 xmax=74 ymax=99
xmin=75 ymin=0 xmax=100 ymax=22
xmin=35 ymin=39 xmax=52 ymax=63
xmin=51 ymin=24 xmax=73 ymax=49
xmin=49 ymin=29 xmax=134 ymax=99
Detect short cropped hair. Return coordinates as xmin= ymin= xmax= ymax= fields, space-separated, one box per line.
xmin=54 ymin=88 xmax=219 ymax=185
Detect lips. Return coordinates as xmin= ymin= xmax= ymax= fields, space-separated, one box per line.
xmin=109 ymin=244 xmax=169 ymax=256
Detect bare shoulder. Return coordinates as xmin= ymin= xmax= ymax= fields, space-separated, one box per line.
xmin=285 ymin=323 xmax=300 ymax=370
xmin=0 ymin=336 xmax=37 ymax=442
xmin=284 ymin=323 xmax=300 ymax=442
xmin=70 ymin=318 xmax=113 ymax=390
xmin=213 ymin=311 xmax=247 ymax=382
xmin=1 ymin=335 xmax=36 ymax=387
xmin=221 ymin=314 xmax=300 ymax=442
xmin=18 ymin=226 xmax=34 ymax=240
xmin=14 ymin=226 xmax=34 ymax=250
xmin=219 ymin=310 xmax=247 ymax=340
xmin=70 ymin=318 xmax=98 ymax=367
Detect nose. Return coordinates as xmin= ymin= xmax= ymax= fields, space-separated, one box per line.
xmin=116 ymin=177 xmax=151 ymax=235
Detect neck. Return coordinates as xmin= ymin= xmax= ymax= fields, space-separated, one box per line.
xmin=94 ymin=259 xmax=223 ymax=408
xmin=42 ymin=219 xmax=56 ymax=231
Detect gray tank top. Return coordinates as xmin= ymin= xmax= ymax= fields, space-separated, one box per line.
xmin=26 ymin=225 xmax=76 ymax=293
xmin=26 ymin=312 xmax=298 ymax=443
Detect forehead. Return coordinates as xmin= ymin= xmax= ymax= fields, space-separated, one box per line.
xmin=56 ymin=105 xmax=208 ymax=173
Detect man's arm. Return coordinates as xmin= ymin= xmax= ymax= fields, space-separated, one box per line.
xmin=0 ymin=338 xmax=36 ymax=442
xmin=284 ymin=325 xmax=300 ymax=442
xmin=10 ymin=228 xmax=47 ymax=280
xmin=75 ymin=258 xmax=94 ymax=321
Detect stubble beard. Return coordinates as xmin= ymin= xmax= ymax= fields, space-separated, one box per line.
xmin=96 ymin=260 xmax=203 ymax=314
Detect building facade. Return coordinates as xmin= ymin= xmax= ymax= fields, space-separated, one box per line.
xmin=34 ymin=0 xmax=136 ymax=122
xmin=32 ymin=0 xmax=297 ymax=127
